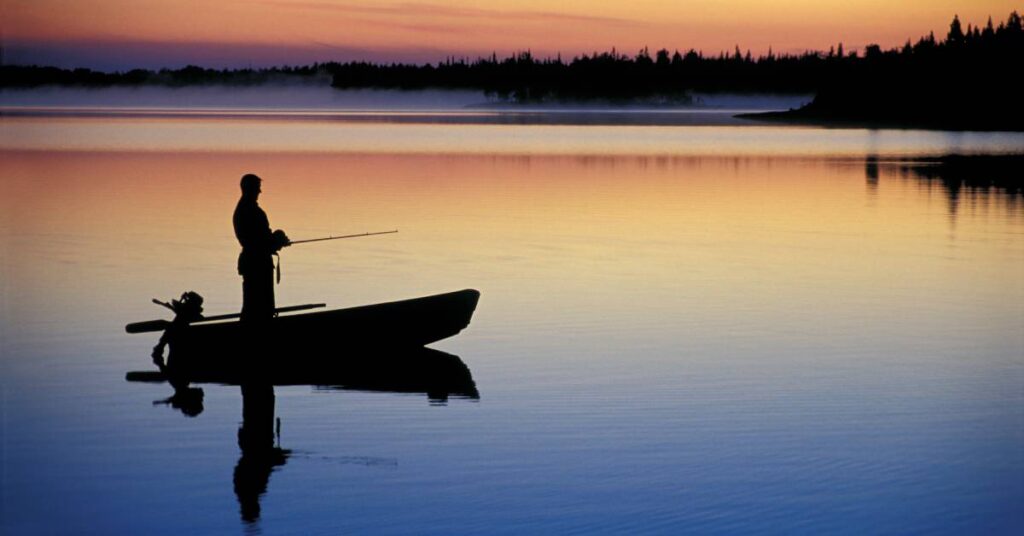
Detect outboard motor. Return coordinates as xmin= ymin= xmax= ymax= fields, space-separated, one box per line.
xmin=151 ymin=291 xmax=205 ymax=384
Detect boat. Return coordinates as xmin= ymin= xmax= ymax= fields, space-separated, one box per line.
xmin=126 ymin=289 xmax=480 ymax=384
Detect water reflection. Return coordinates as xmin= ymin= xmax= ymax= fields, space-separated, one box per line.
xmin=869 ymin=155 xmax=1023 ymax=221
xmin=128 ymin=348 xmax=477 ymax=524
xmin=865 ymin=155 xmax=880 ymax=199
xmin=5 ymin=143 xmax=1022 ymax=533
xmin=235 ymin=383 xmax=288 ymax=524
xmin=152 ymin=387 xmax=205 ymax=417
xmin=6 ymin=114 xmax=1024 ymax=155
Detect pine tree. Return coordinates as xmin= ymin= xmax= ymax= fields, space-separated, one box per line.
xmin=947 ymin=14 xmax=965 ymax=45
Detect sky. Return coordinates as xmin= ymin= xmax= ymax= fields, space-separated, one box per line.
xmin=3 ymin=1 xmax=1020 ymax=70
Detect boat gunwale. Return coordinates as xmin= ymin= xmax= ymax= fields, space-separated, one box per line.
xmin=170 ymin=288 xmax=480 ymax=331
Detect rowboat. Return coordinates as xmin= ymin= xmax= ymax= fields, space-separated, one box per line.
xmin=126 ymin=289 xmax=480 ymax=385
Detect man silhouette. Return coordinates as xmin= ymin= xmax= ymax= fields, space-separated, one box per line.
xmin=234 ymin=174 xmax=289 ymax=322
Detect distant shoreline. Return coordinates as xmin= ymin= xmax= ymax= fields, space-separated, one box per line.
xmin=0 ymin=104 xmax=777 ymax=128
xmin=4 ymin=11 xmax=1021 ymax=132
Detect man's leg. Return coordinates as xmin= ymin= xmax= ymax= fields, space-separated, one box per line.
xmin=241 ymin=266 xmax=275 ymax=322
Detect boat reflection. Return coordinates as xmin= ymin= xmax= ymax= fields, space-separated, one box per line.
xmin=126 ymin=347 xmax=479 ymax=401
xmin=127 ymin=347 xmax=478 ymax=524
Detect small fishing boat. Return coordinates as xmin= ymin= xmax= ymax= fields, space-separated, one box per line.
xmin=126 ymin=289 xmax=480 ymax=383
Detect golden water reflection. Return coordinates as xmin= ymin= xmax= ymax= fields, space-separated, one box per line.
xmin=3 ymin=150 xmax=1021 ymax=356
xmin=4 ymin=115 xmax=1024 ymax=155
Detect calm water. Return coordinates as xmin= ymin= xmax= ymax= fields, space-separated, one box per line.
xmin=1 ymin=99 xmax=1023 ymax=534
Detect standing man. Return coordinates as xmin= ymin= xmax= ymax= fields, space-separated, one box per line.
xmin=234 ymin=174 xmax=289 ymax=323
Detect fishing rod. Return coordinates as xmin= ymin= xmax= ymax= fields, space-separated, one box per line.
xmin=288 ymin=230 xmax=398 ymax=245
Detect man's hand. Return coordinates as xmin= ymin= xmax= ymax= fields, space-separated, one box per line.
xmin=272 ymin=229 xmax=291 ymax=250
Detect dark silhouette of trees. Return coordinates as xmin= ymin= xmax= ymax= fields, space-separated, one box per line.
xmin=0 ymin=63 xmax=332 ymax=88
xmin=3 ymin=11 xmax=1021 ymax=126
xmin=947 ymin=15 xmax=965 ymax=45
xmin=762 ymin=10 xmax=1024 ymax=130
xmin=324 ymin=46 xmax=840 ymax=103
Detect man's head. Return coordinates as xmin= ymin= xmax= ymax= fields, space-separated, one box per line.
xmin=240 ymin=174 xmax=262 ymax=198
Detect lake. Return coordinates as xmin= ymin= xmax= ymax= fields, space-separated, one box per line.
xmin=1 ymin=89 xmax=1022 ymax=534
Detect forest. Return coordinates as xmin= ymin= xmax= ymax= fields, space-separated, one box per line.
xmin=3 ymin=12 xmax=1021 ymax=128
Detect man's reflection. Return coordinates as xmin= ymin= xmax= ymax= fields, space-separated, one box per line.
xmin=134 ymin=347 xmax=478 ymax=524
xmin=233 ymin=383 xmax=289 ymax=523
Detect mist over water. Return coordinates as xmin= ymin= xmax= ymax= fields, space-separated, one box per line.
xmin=0 ymin=85 xmax=489 ymax=110
xmin=3 ymin=114 xmax=1022 ymax=155
xmin=1 ymin=85 xmax=811 ymax=115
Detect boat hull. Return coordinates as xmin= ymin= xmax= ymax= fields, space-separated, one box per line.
xmin=162 ymin=289 xmax=480 ymax=379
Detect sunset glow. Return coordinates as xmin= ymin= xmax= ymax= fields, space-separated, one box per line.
xmin=4 ymin=1 xmax=1019 ymax=69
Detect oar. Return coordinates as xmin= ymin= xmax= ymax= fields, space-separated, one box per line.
xmin=125 ymin=303 xmax=326 ymax=334
xmin=126 ymin=370 xmax=169 ymax=382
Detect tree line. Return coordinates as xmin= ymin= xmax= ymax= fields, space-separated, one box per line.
xmin=758 ymin=11 xmax=1023 ymax=130
xmin=0 ymin=64 xmax=330 ymax=88
xmin=2 ymin=11 xmax=1021 ymax=110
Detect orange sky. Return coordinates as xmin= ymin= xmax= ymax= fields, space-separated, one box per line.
xmin=3 ymin=1 xmax=1020 ymax=69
